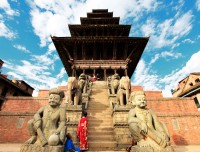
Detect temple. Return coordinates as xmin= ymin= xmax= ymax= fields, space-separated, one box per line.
xmin=52 ymin=9 xmax=149 ymax=80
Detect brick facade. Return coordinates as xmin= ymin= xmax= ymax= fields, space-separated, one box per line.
xmin=0 ymin=91 xmax=200 ymax=145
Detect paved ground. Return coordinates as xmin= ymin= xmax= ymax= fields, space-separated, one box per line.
xmin=0 ymin=144 xmax=200 ymax=152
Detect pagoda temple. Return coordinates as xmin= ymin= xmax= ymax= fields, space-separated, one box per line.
xmin=52 ymin=9 xmax=149 ymax=80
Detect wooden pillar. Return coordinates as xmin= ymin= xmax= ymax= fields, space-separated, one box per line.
xmin=72 ymin=69 xmax=75 ymax=77
xmin=113 ymin=42 xmax=116 ymax=59
xmin=83 ymin=69 xmax=85 ymax=74
xmin=125 ymin=69 xmax=127 ymax=76
xmin=124 ymin=43 xmax=128 ymax=58
xmin=104 ymin=68 xmax=106 ymax=81
xmin=82 ymin=42 xmax=85 ymax=60
xmin=93 ymin=69 xmax=96 ymax=76
xmin=74 ymin=69 xmax=77 ymax=78
xmin=74 ymin=43 xmax=77 ymax=59
xmin=94 ymin=43 xmax=97 ymax=59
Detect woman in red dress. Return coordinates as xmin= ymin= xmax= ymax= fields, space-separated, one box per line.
xmin=77 ymin=110 xmax=88 ymax=150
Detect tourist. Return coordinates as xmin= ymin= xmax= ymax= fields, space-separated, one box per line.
xmin=77 ymin=110 xmax=88 ymax=151
xmin=64 ymin=133 xmax=80 ymax=152
xmin=92 ymin=74 xmax=96 ymax=81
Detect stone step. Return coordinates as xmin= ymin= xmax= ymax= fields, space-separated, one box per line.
xmin=88 ymin=141 xmax=117 ymax=150
xmin=87 ymin=81 xmax=116 ymax=151
xmin=89 ymin=130 xmax=114 ymax=136
xmin=88 ymin=134 xmax=115 ymax=141
xmin=87 ymin=108 xmax=112 ymax=112
xmin=87 ymin=103 xmax=111 ymax=108
xmin=88 ymin=121 xmax=113 ymax=126
xmin=90 ymin=113 xmax=112 ymax=117
xmin=88 ymin=102 xmax=109 ymax=106
xmin=88 ymin=125 xmax=113 ymax=130
xmin=88 ymin=115 xmax=112 ymax=119
xmin=88 ymin=118 xmax=113 ymax=122
xmin=88 ymin=103 xmax=111 ymax=110
xmin=88 ymin=126 xmax=114 ymax=131
xmin=88 ymin=151 xmax=126 ymax=152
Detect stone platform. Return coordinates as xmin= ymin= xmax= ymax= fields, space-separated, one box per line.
xmin=1 ymin=143 xmax=200 ymax=152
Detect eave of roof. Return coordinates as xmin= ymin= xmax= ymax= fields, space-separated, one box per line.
xmin=0 ymin=74 xmax=33 ymax=96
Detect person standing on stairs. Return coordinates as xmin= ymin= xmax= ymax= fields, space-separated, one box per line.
xmin=77 ymin=110 xmax=88 ymax=151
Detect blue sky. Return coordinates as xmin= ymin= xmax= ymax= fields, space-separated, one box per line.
xmin=0 ymin=0 xmax=200 ymax=97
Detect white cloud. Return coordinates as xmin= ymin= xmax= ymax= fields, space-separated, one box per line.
xmin=0 ymin=0 xmax=18 ymax=39
xmin=172 ymin=11 xmax=193 ymax=36
xmin=141 ymin=11 xmax=193 ymax=49
xmin=56 ymin=68 xmax=66 ymax=79
xmin=28 ymin=0 xmax=160 ymax=46
xmin=3 ymin=59 xmax=67 ymax=97
xmin=13 ymin=44 xmax=31 ymax=53
xmin=132 ymin=50 xmax=200 ymax=97
xmin=171 ymin=43 xmax=180 ymax=49
xmin=182 ymin=38 xmax=195 ymax=44
xmin=196 ymin=0 xmax=200 ymax=11
xmin=160 ymin=50 xmax=200 ymax=96
xmin=150 ymin=51 xmax=182 ymax=64
xmin=0 ymin=0 xmax=19 ymax=16
xmin=31 ymin=46 xmax=59 ymax=67
xmin=132 ymin=59 xmax=160 ymax=91
xmin=0 ymin=20 xmax=16 ymax=39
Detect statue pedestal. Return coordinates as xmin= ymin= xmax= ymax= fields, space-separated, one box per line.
xmin=20 ymin=144 xmax=64 ymax=152
xmin=65 ymin=105 xmax=82 ymax=146
xmin=108 ymin=94 xmax=117 ymax=109
xmin=82 ymin=93 xmax=89 ymax=109
xmin=112 ymin=105 xmax=133 ymax=149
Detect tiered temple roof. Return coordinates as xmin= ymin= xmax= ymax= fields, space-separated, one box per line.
xmin=52 ymin=9 xmax=149 ymax=79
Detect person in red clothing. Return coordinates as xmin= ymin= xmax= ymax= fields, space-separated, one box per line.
xmin=77 ymin=110 xmax=88 ymax=151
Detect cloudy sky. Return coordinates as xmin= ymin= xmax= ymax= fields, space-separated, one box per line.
xmin=0 ymin=0 xmax=200 ymax=97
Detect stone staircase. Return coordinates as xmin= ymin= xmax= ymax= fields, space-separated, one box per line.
xmin=87 ymin=81 xmax=118 ymax=152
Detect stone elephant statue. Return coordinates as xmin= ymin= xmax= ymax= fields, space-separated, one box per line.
xmin=67 ymin=77 xmax=82 ymax=105
xmin=110 ymin=73 xmax=120 ymax=94
xmin=78 ymin=73 xmax=87 ymax=93
xmin=117 ymin=76 xmax=131 ymax=105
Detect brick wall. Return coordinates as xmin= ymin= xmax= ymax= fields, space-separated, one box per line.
xmin=145 ymin=91 xmax=163 ymax=98
xmin=0 ymin=93 xmax=200 ymax=145
xmin=0 ymin=114 xmax=32 ymax=143
xmin=147 ymin=97 xmax=200 ymax=145
xmin=1 ymin=97 xmax=48 ymax=113
xmin=38 ymin=86 xmax=67 ymax=98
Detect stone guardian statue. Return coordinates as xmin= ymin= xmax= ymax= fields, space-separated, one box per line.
xmin=21 ymin=88 xmax=66 ymax=152
xmin=128 ymin=91 xmax=174 ymax=152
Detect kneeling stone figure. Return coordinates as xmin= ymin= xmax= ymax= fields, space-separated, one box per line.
xmin=128 ymin=91 xmax=174 ymax=152
xmin=25 ymin=88 xmax=66 ymax=147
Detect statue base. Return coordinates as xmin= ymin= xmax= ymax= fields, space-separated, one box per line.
xmin=20 ymin=144 xmax=64 ymax=152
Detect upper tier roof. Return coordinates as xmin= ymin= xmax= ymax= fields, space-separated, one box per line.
xmin=68 ymin=24 xmax=131 ymax=37
xmin=80 ymin=17 xmax=120 ymax=25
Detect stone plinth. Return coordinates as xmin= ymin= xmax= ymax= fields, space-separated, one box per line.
xmin=112 ymin=105 xmax=132 ymax=149
xmin=108 ymin=94 xmax=117 ymax=109
xmin=20 ymin=144 xmax=64 ymax=152
xmin=82 ymin=93 xmax=89 ymax=109
xmin=66 ymin=105 xmax=82 ymax=146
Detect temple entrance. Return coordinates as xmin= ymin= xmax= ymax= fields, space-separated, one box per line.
xmin=85 ymin=69 xmax=93 ymax=77
xmin=96 ymin=69 xmax=104 ymax=81
xmin=117 ymin=69 xmax=126 ymax=78
xmin=106 ymin=69 xmax=115 ymax=78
